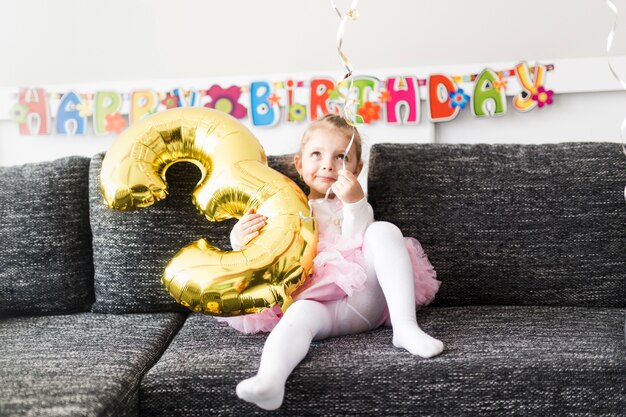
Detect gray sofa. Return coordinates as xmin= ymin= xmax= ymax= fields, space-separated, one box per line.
xmin=1 ymin=142 xmax=624 ymax=416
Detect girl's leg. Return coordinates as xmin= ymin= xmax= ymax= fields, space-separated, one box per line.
xmin=359 ymin=221 xmax=444 ymax=358
xmin=236 ymin=299 xmax=335 ymax=410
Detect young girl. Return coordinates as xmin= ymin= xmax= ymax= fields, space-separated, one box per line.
xmin=220 ymin=114 xmax=443 ymax=410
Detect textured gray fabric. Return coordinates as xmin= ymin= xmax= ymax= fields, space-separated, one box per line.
xmin=0 ymin=156 xmax=95 ymax=317
xmin=368 ymin=143 xmax=626 ymax=307
xmin=139 ymin=306 xmax=625 ymax=416
xmin=89 ymin=153 xmax=303 ymax=314
xmin=0 ymin=312 xmax=186 ymax=417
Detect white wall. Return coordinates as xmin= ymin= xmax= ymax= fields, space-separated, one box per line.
xmin=2 ymin=0 xmax=625 ymax=86
xmin=1 ymin=0 xmax=626 ymax=167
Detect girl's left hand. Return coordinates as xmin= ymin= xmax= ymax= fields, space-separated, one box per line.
xmin=332 ymin=169 xmax=365 ymax=204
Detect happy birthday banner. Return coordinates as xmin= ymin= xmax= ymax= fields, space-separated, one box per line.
xmin=9 ymin=61 xmax=554 ymax=136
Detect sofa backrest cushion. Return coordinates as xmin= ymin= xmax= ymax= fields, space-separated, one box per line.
xmin=0 ymin=156 xmax=95 ymax=317
xmin=368 ymin=142 xmax=626 ymax=308
xmin=89 ymin=152 xmax=304 ymax=313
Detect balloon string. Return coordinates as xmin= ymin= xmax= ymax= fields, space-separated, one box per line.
xmin=605 ymin=0 xmax=626 ymax=202
xmin=330 ymin=0 xmax=361 ymax=171
xmin=332 ymin=2 xmax=361 ymax=173
xmin=300 ymin=0 xmax=361 ymax=223
xmin=299 ymin=200 xmax=316 ymax=222
xmin=331 ymin=0 xmax=359 ymax=76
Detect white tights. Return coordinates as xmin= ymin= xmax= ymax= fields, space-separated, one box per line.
xmin=236 ymin=222 xmax=444 ymax=410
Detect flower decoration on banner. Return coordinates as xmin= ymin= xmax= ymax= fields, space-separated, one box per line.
xmin=10 ymin=104 xmax=28 ymax=123
xmin=531 ymin=86 xmax=554 ymax=108
xmin=161 ymin=93 xmax=179 ymax=109
xmin=204 ymin=85 xmax=247 ymax=119
xmin=358 ymin=101 xmax=381 ymax=124
xmin=450 ymin=89 xmax=470 ymax=109
xmin=289 ymin=104 xmax=307 ymax=122
xmin=76 ymin=101 xmax=92 ymax=117
xmin=328 ymin=88 xmax=342 ymax=101
xmin=493 ymin=74 xmax=508 ymax=92
xmin=268 ymin=93 xmax=282 ymax=107
xmin=105 ymin=113 xmax=127 ymax=134
xmin=378 ymin=90 xmax=391 ymax=103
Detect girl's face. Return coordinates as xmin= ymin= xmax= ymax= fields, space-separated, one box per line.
xmin=294 ymin=125 xmax=363 ymax=199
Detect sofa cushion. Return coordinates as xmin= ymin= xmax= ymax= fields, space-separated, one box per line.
xmin=0 ymin=156 xmax=95 ymax=317
xmin=0 ymin=312 xmax=185 ymax=417
xmin=89 ymin=153 xmax=304 ymax=313
xmin=139 ymin=306 xmax=625 ymax=416
xmin=368 ymin=143 xmax=626 ymax=307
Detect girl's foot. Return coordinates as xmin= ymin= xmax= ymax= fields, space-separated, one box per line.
xmin=236 ymin=375 xmax=285 ymax=410
xmin=392 ymin=323 xmax=444 ymax=358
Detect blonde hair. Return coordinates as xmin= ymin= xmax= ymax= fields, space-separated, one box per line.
xmin=300 ymin=113 xmax=363 ymax=164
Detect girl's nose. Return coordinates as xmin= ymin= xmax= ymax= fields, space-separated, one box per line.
xmin=321 ymin=157 xmax=334 ymax=171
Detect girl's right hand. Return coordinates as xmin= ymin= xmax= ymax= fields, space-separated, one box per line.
xmin=232 ymin=209 xmax=267 ymax=246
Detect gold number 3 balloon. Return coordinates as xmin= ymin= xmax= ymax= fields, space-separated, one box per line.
xmin=100 ymin=107 xmax=317 ymax=316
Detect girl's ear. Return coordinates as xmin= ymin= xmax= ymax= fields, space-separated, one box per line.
xmin=354 ymin=160 xmax=364 ymax=177
xmin=294 ymin=154 xmax=303 ymax=176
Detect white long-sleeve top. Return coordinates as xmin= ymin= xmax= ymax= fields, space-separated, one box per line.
xmin=313 ymin=196 xmax=374 ymax=240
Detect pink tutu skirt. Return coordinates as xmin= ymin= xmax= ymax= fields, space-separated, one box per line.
xmin=216 ymin=235 xmax=440 ymax=334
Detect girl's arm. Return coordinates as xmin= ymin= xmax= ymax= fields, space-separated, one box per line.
xmin=341 ymin=197 xmax=374 ymax=238
xmin=332 ymin=168 xmax=373 ymax=238
xmin=230 ymin=228 xmax=244 ymax=251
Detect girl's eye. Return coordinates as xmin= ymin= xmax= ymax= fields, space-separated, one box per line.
xmin=310 ymin=151 xmax=321 ymax=158
xmin=337 ymin=154 xmax=348 ymax=161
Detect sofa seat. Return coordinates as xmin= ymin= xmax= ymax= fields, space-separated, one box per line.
xmin=0 ymin=312 xmax=186 ymax=417
xmin=140 ymin=306 xmax=625 ymax=416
